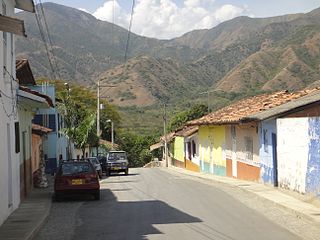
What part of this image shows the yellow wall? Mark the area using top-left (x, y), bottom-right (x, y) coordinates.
top-left (199, 125), bottom-right (226, 172)
top-left (174, 136), bottom-right (185, 162)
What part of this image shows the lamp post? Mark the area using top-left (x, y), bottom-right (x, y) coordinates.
top-left (107, 119), bottom-right (114, 149)
top-left (96, 79), bottom-right (116, 154)
top-left (64, 82), bottom-right (71, 160)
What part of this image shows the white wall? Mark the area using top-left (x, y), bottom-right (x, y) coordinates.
top-left (277, 118), bottom-right (309, 193)
top-left (0, 0), bottom-right (21, 226)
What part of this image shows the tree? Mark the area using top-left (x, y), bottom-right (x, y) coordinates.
top-left (168, 104), bottom-right (208, 132)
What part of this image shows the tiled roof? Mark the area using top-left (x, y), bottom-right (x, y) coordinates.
top-left (16, 59), bottom-right (36, 85)
top-left (188, 89), bottom-right (320, 126)
top-left (175, 126), bottom-right (198, 137)
top-left (19, 86), bottom-right (54, 107)
top-left (32, 124), bottom-right (52, 135)
top-left (160, 132), bottom-right (175, 142)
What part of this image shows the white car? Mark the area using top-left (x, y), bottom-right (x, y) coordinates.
top-left (88, 157), bottom-right (103, 178)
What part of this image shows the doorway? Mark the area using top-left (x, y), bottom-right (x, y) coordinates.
top-left (272, 133), bottom-right (278, 187)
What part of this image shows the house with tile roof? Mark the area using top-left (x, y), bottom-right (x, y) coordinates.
top-left (172, 126), bottom-right (199, 171)
top-left (243, 90), bottom-right (320, 195)
top-left (188, 89), bottom-right (320, 183)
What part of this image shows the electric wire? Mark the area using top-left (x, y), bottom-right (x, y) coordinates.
top-left (38, 0), bottom-right (62, 80)
top-left (124, 0), bottom-right (135, 62)
top-left (34, 0), bottom-right (56, 79)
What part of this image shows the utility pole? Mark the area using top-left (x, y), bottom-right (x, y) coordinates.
top-left (97, 79), bottom-right (100, 137)
top-left (96, 79), bottom-right (100, 156)
top-left (199, 90), bottom-right (215, 112)
top-left (163, 103), bottom-right (168, 167)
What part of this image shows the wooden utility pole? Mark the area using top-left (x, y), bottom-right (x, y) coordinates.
top-left (163, 103), bottom-right (168, 167)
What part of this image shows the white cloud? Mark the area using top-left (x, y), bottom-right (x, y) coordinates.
top-left (93, 0), bottom-right (250, 39)
top-left (214, 4), bottom-right (246, 22)
top-left (78, 8), bottom-right (90, 14)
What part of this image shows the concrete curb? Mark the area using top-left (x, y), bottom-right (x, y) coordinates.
top-left (27, 191), bottom-right (52, 240)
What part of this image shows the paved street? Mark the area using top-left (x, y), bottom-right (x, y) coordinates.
top-left (34, 168), bottom-right (302, 240)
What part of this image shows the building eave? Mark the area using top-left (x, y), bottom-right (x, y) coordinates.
top-left (15, 0), bottom-right (35, 13)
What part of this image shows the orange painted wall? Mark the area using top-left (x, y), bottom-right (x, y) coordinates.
top-left (31, 134), bottom-right (42, 174)
top-left (226, 158), bottom-right (232, 177)
top-left (185, 159), bottom-right (200, 172)
top-left (237, 161), bottom-right (260, 181)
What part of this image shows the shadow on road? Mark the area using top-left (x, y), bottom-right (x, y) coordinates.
top-left (71, 189), bottom-right (203, 240)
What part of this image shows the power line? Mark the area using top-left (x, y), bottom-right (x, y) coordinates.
top-left (38, 0), bottom-right (62, 80)
top-left (34, 2), bottom-right (56, 79)
top-left (124, 0), bottom-right (135, 62)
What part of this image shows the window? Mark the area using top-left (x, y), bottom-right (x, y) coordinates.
top-left (49, 114), bottom-right (56, 131)
top-left (263, 129), bottom-right (268, 153)
top-left (192, 140), bottom-right (196, 157)
top-left (33, 114), bottom-right (43, 125)
top-left (231, 126), bottom-right (236, 138)
top-left (15, 122), bottom-right (20, 153)
top-left (245, 136), bottom-right (253, 161)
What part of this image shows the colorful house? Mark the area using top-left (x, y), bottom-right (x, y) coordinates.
top-left (16, 59), bottom-right (53, 199)
top-left (31, 84), bottom-right (72, 173)
top-left (245, 90), bottom-right (320, 195)
top-left (188, 90), bottom-right (318, 182)
top-left (173, 126), bottom-right (199, 171)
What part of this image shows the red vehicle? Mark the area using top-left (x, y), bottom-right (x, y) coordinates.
top-left (54, 160), bottom-right (100, 201)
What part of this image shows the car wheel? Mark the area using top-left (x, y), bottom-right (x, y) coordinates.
top-left (94, 191), bottom-right (100, 200)
top-left (54, 193), bottom-right (62, 202)
top-left (125, 169), bottom-right (129, 175)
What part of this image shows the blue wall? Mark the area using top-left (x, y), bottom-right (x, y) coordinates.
top-left (259, 120), bottom-right (277, 185)
top-left (307, 118), bottom-right (320, 196)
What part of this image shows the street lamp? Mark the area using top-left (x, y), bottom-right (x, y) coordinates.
top-left (64, 82), bottom-right (71, 160)
top-left (107, 119), bottom-right (114, 149)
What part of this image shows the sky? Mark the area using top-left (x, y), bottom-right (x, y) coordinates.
top-left (41, 0), bottom-right (320, 39)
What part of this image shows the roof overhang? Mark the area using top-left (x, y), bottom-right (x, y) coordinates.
top-left (244, 91), bottom-right (320, 121)
top-left (15, 0), bottom-right (35, 13)
top-left (16, 59), bottom-right (36, 85)
top-left (0, 15), bottom-right (26, 36)
top-left (18, 87), bottom-right (53, 109)
top-left (32, 123), bottom-right (52, 135)
top-left (149, 142), bottom-right (163, 151)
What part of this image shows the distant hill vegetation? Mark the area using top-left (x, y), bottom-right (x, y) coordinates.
top-left (15, 3), bottom-right (320, 132)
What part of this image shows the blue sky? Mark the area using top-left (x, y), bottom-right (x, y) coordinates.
top-left (41, 0), bottom-right (320, 39)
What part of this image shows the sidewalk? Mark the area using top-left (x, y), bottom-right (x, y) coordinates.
top-left (165, 166), bottom-right (320, 223)
top-left (0, 179), bottom-right (52, 240)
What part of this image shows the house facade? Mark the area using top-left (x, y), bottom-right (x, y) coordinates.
top-left (0, 0), bottom-right (35, 226)
top-left (248, 92), bottom-right (320, 195)
top-left (31, 84), bottom-right (72, 173)
top-left (17, 86), bottom-right (53, 198)
top-left (189, 90), bottom-right (318, 183)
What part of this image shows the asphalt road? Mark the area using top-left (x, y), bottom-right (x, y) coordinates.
top-left (35, 168), bottom-right (302, 240)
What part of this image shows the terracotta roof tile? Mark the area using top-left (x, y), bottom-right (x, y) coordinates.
top-left (188, 89), bottom-right (320, 126)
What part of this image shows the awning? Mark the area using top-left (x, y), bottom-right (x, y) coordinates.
top-left (149, 142), bottom-right (163, 151)
top-left (15, 0), bottom-right (35, 13)
top-left (18, 86), bottom-right (53, 109)
top-left (0, 15), bottom-right (26, 36)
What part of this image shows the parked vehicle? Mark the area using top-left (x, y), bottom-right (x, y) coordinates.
top-left (97, 155), bottom-right (107, 173)
top-left (54, 160), bottom-right (100, 201)
top-left (88, 157), bottom-right (103, 178)
top-left (106, 151), bottom-right (129, 175)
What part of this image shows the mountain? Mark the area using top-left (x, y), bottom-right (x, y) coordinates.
top-left (15, 3), bottom-right (320, 132)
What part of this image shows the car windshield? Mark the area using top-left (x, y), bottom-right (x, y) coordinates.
top-left (89, 158), bottom-right (100, 165)
top-left (61, 163), bottom-right (93, 175)
top-left (108, 152), bottom-right (126, 161)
